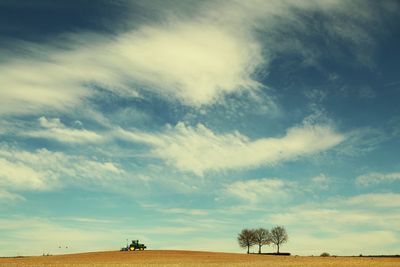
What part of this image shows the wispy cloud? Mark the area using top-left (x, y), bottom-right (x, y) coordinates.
top-left (118, 122), bottom-right (345, 175)
top-left (0, 145), bottom-right (123, 198)
top-left (0, 18), bottom-right (262, 116)
top-left (0, 189), bottom-right (25, 202)
top-left (225, 178), bottom-right (293, 203)
top-left (141, 204), bottom-right (209, 216)
top-left (111, 23), bottom-right (262, 106)
top-left (0, 57), bottom-right (90, 115)
top-left (344, 193), bottom-right (400, 208)
top-left (0, 0), bottom-right (390, 116)
top-left (356, 172), bottom-right (400, 186)
top-left (204, 0), bottom-right (387, 67)
top-left (310, 173), bottom-right (331, 190)
top-left (25, 117), bottom-right (104, 144)
top-left (0, 157), bottom-right (52, 191)
top-left (335, 127), bottom-right (390, 156)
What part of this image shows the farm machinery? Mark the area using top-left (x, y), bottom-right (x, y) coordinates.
top-left (121, 240), bottom-right (147, 251)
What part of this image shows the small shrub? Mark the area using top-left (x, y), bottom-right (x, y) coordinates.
top-left (320, 252), bottom-right (330, 257)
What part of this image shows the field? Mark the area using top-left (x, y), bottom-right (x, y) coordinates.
top-left (1, 250), bottom-right (399, 267)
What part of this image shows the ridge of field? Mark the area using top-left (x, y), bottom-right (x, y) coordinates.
top-left (1, 250), bottom-right (399, 267)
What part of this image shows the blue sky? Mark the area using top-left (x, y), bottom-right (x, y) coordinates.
top-left (0, 0), bottom-right (399, 256)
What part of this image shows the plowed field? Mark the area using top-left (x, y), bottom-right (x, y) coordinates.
top-left (1, 250), bottom-right (399, 267)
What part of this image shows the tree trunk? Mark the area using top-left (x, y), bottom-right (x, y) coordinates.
top-left (247, 245), bottom-right (250, 254)
top-left (277, 244), bottom-right (280, 254)
top-left (258, 245), bottom-right (261, 254)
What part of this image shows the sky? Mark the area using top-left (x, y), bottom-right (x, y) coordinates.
top-left (0, 0), bottom-right (399, 257)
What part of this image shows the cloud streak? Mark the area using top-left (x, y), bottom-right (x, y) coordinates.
top-left (119, 122), bottom-right (345, 175)
top-left (356, 172), bottom-right (400, 186)
top-left (0, 145), bottom-right (123, 199)
top-left (225, 178), bottom-right (293, 203)
top-left (0, 57), bottom-right (90, 115)
top-left (25, 117), bottom-right (104, 144)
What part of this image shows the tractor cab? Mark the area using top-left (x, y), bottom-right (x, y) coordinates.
top-left (128, 240), bottom-right (147, 251)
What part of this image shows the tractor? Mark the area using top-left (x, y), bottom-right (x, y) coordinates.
top-left (122, 240), bottom-right (147, 251)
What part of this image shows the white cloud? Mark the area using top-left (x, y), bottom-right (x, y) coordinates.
top-left (225, 178), bottom-right (292, 203)
top-left (356, 172), bottom-right (400, 186)
top-left (204, 0), bottom-right (383, 66)
top-left (0, 157), bottom-right (51, 191)
top-left (345, 193), bottom-right (400, 208)
top-left (0, 17), bottom-right (263, 115)
top-left (25, 116), bottom-right (103, 144)
top-left (0, 58), bottom-right (90, 115)
top-left (0, 145), bottom-right (124, 197)
top-left (111, 23), bottom-right (262, 105)
top-left (335, 127), bottom-right (389, 156)
top-left (118, 122), bottom-right (345, 175)
top-left (311, 173), bottom-right (331, 190)
top-left (161, 208), bottom-right (208, 216)
top-left (0, 1), bottom-right (386, 117)
top-left (39, 116), bottom-right (63, 128)
top-left (1, 0), bottom-right (387, 116)
top-left (0, 189), bottom-right (24, 202)
top-left (141, 204), bottom-right (209, 216)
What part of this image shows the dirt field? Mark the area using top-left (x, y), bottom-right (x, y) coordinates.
top-left (1, 250), bottom-right (399, 267)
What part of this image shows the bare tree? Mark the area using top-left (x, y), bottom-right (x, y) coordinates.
top-left (254, 228), bottom-right (270, 254)
top-left (270, 226), bottom-right (288, 254)
top-left (237, 229), bottom-right (256, 254)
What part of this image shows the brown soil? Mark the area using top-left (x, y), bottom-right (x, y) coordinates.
top-left (0, 250), bottom-right (399, 267)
